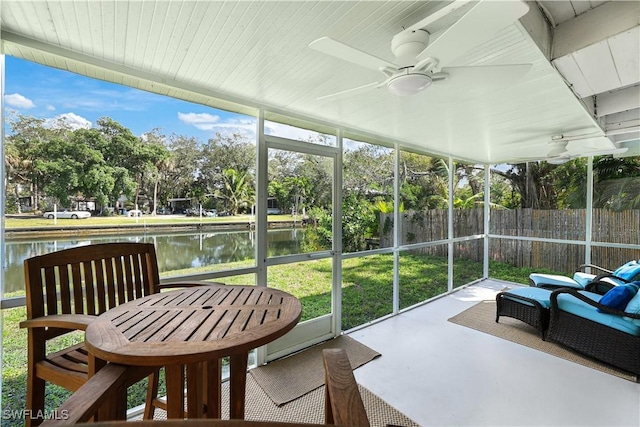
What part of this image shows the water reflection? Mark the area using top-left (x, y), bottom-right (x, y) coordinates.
top-left (3, 229), bottom-right (304, 295)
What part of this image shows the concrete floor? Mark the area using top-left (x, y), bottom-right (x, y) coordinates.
top-left (347, 280), bottom-right (640, 427)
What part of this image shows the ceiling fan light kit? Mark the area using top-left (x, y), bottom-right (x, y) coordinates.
top-left (387, 71), bottom-right (433, 96)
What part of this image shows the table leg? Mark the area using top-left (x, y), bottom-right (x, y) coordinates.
top-left (204, 359), bottom-right (222, 418)
top-left (186, 363), bottom-right (204, 418)
top-left (165, 364), bottom-right (185, 419)
top-left (229, 353), bottom-right (248, 419)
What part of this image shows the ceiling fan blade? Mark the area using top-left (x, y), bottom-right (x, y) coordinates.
top-left (316, 81), bottom-right (382, 101)
top-left (308, 37), bottom-right (398, 73)
top-left (442, 63), bottom-right (532, 86)
top-left (579, 147), bottom-right (629, 156)
top-left (402, 0), bottom-right (473, 34)
top-left (416, 0), bottom-right (530, 66)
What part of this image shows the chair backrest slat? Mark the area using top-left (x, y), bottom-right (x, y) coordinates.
top-left (94, 259), bottom-right (107, 313)
top-left (123, 255), bottom-right (136, 300)
top-left (82, 261), bottom-right (96, 315)
top-left (132, 253), bottom-right (144, 299)
top-left (104, 257), bottom-right (117, 309)
top-left (59, 265), bottom-right (72, 314)
top-left (44, 267), bottom-right (58, 316)
top-left (70, 263), bottom-right (84, 314)
top-left (24, 243), bottom-right (160, 321)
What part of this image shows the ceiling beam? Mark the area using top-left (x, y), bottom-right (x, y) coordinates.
top-left (552, 1), bottom-right (640, 59)
top-left (597, 86), bottom-right (640, 117)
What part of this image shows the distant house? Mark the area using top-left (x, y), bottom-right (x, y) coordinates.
top-left (70, 196), bottom-right (99, 213)
top-left (168, 198), bottom-right (196, 214)
top-left (267, 197), bottom-right (281, 215)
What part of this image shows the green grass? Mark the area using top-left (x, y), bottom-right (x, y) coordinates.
top-left (1, 254), bottom-right (565, 425)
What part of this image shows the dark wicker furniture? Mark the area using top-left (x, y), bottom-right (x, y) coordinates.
top-left (496, 288), bottom-right (551, 339)
top-left (547, 288), bottom-right (640, 377)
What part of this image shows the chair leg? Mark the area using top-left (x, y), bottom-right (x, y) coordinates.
top-left (144, 369), bottom-right (161, 420)
top-left (26, 375), bottom-right (46, 427)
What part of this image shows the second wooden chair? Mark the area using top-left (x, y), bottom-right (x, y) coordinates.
top-left (20, 242), bottom-right (185, 425)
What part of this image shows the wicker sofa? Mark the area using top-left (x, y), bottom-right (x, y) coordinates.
top-left (547, 285), bottom-right (640, 376)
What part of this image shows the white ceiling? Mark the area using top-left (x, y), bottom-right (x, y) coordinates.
top-left (1, 1), bottom-right (638, 164)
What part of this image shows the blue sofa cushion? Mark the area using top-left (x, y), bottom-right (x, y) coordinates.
top-left (573, 272), bottom-right (596, 288)
top-left (557, 290), bottom-right (640, 336)
top-left (612, 260), bottom-right (640, 281)
top-left (502, 287), bottom-right (551, 308)
top-left (529, 273), bottom-right (581, 289)
top-left (624, 284), bottom-right (640, 326)
top-left (598, 284), bottom-right (639, 312)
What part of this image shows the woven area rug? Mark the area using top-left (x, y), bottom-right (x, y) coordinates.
top-left (146, 374), bottom-right (419, 427)
top-left (249, 335), bottom-right (381, 406)
top-left (448, 300), bottom-right (638, 382)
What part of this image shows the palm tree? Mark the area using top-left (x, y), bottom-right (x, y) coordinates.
top-left (219, 168), bottom-right (254, 215)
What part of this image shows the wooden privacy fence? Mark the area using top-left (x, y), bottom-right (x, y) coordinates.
top-left (380, 208), bottom-right (640, 274)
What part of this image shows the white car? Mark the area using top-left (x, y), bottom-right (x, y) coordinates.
top-left (128, 209), bottom-right (142, 217)
top-left (43, 210), bottom-right (91, 219)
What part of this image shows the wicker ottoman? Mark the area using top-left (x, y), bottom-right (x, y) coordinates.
top-left (496, 287), bottom-right (552, 339)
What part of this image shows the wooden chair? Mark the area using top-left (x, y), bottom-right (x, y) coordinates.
top-left (322, 348), bottom-right (370, 427)
top-left (20, 242), bottom-right (184, 426)
top-left (43, 350), bottom-right (366, 427)
top-left (41, 362), bottom-right (157, 426)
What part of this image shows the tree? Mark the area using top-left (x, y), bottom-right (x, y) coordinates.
top-left (218, 168), bottom-right (254, 215)
top-left (94, 117), bottom-right (167, 208)
top-left (33, 134), bottom-right (114, 208)
top-left (593, 156), bottom-right (640, 210)
top-left (140, 129), bottom-right (173, 214)
top-left (343, 143), bottom-right (394, 197)
top-left (5, 115), bottom-right (67, 210)
top-left (73, 127), bottom-right (137, 208)
top-left (164, 134), bottom-right (202, 200)
top-left (492, 162), bottom-right (558, 208)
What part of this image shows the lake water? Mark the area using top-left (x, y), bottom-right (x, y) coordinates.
top-left (2, 228), bottom-right (305, 295)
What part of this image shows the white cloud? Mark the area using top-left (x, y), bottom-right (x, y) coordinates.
top-left (178, 112), bottom-right (221, 130)
top-left (178, 112), bottom-right (335, 144)
top-left (45, 112), bottom-right (92, 130)
top-left (178, 112), bottom-right (257, 140)
top-left (210, 118), bottom-right (257, 138)
top-left (5, 93), bottom-right (35, 109)
top-left (46, 105), bottom-right (56, 111)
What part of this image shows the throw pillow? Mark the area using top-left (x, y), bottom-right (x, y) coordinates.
top-left (624, 282), bottom-right (640, 315)
top-left (598, 284), bottom-right (639, 312)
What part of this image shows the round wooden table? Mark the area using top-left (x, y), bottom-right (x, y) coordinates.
top-left (85, 284), bottom-right (302, 420)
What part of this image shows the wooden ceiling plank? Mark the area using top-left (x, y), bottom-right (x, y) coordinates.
top-left (573, 40), bottom-right (622, 94)
top-left (608, 27), bottom-right (640, 87)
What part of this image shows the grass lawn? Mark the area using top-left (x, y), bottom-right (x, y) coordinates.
top-left (1, 251), bottom-right (561, 425)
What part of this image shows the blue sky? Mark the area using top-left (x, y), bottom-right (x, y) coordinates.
top-left (3, 56), bottom-right (263, 141)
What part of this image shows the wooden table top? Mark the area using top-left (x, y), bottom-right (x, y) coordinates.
top-left (85, 284), bottom-right (302, 366)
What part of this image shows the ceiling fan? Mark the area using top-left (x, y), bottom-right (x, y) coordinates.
top-left (519, 134), bottom-right (629, 164)
top-left (309, 0), bottom-right (532, 99)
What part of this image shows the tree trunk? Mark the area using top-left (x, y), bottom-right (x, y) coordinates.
top-left (152, 176), bottom-right (159, 216)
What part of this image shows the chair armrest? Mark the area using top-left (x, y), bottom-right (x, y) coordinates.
top-left (550, 288), bottom-right (640, 319)
top-left (322, 348), bottom-right (370, 427)
top-left (592, 273), bottom-right (630, 284)
top-left (41, 363), bottom-right (157, 426)
top-left (20, 314), bottom-right (96, 331)
top-left (157, 280), bottom-right (226, 291)
top-left (576, 263), bottom-right (613, 274)
top-left (584, 280), bottom-right (616, 295)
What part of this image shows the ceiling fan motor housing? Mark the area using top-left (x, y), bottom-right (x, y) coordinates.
top-left (391, 30), bottom-right (429, 66)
